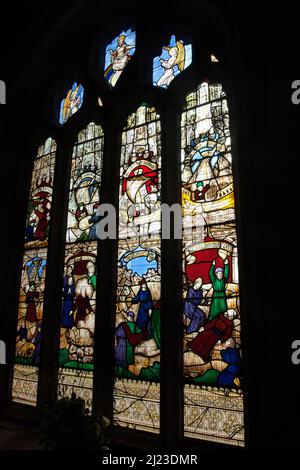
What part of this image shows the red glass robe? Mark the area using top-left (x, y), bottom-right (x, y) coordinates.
top-left (73, 295), bottom-right (92, 325)
top-left (188, 313), bottom-right (233, 363)
top-left (25, 290), bottom-right (39, 322)
top-left (34, 209), bottom-right (48, 240)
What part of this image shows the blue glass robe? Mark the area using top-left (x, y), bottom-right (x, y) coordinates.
top-left (61, 284), bottom-right (75, 328)
top-left (32, 327), bottom-right (42, 365)
top-left (115, 323), bottom-right (127, 367)
top-left (184, 287), bottom-right (205, 333)
top-left (88, 213), bottom-right (101, 240)
top-left (217, 347), bottom-right (241, 388)
top-left (115, 321), bottom-right (143, 367)
top-left (132, 289), bottom-right (153, 333)
top-left (17, 326), bottom-right (27, 341)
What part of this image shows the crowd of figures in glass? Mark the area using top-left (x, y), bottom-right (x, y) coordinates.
top-left (24, 138), bottom-right (56, 246)
top-left (104, 29), bottom-right (136, 87)
top-left (13, 138), bottom-right (57, 405)
top-left (66, 123), bottom-right (104, 243)
top-left (57, 123), bottom-right (104, 409)
top-left (181, 82), bottom-right (244, 445)
top-left (114, 105), bottom-right (161, 433)
top-left (59, 82), bottom-right (84, 125)
top-left (153, 35), bottom-right (192, 88)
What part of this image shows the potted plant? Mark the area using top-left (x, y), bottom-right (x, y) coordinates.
top-left (38, 392), bottom-right (110, 451)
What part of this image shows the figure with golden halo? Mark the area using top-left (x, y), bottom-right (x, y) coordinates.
top-left (156, 40), bottom-right (185, 88)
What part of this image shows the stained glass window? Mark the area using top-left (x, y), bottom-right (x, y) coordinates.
top-left (57, 122), bottom-right (104, 409)
top-left (12, 23), bottom-right (247, 448)
top-left (181, 81), bottom-right (244, 446)
top-left (104, 29), bottom-right (136, 87)
top-left (114, 105), bottom-right (161, 433)
top-left (59, 82), bottom-right (84, 125)
top-left (12, 137), bottom-right (57, 405)
top-left (210, 54), bottom-right (219, 63)
top-left (153, 35), bottom-right (192, 88)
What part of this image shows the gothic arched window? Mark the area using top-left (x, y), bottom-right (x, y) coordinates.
top-left (182, 82), bottom-right (244, 446)
top-left (9, 11), bottom-right (245, 449)
top-left (13, 138), bottom-right (57, 405)
top-left (114, 105), bottom-right (161, 433)
top-left (58, 122), bottom-right (104, 409)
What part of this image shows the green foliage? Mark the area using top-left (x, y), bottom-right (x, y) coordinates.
top-left (58, 348), bottom-right (69, 366)
top-left (194, 369), bottom-right (220, 385)
top-left (139, 362), bottom-right (160, 381)
top-left (38, 393), bottom-right (110, 451)
top-left (15, 356), bottom-right (33, 365)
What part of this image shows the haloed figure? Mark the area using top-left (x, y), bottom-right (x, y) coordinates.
top-left (184, 277), bottom-right (206, 334)
top-left (108, 35), bottom-right (134, 86)
top-left (156, 40), bottom-right (185, 88)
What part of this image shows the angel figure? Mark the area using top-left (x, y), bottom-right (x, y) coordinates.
top-left (156, 40), bottom-right (185, 88)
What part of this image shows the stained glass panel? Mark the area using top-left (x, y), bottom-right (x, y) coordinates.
top-left (153, 35), bottom-right (192, 88)
top-left (12, 138), bottom-right (57, 405)
top-left (114, 105), bottom-right (161, 433)
top-left (66, 123), bottom-right (104, 243)
top-left (59, 82), bottom-right (84, 125)
top-left (57, 123), bottom-right (104, 409)
top-left (210, 54), bottom-right (219, 63)
top-left (58, 242), bottom-right (97, 409)
top-left (104, 29), bottom-right (136, 87)
top-left (181, 82), bottom-right (244, 446)
top-left (24, 138), bottom-right (56, 248)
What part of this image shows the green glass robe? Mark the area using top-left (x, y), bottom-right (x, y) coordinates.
top-left (151, 306), bottom-right (161, 349)
top-left (208, 263), bottom-right (229, 321)
top-left (126, 321), bottom-right (142, 365)
top-left (88, 273), bottom-right (97, 290)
